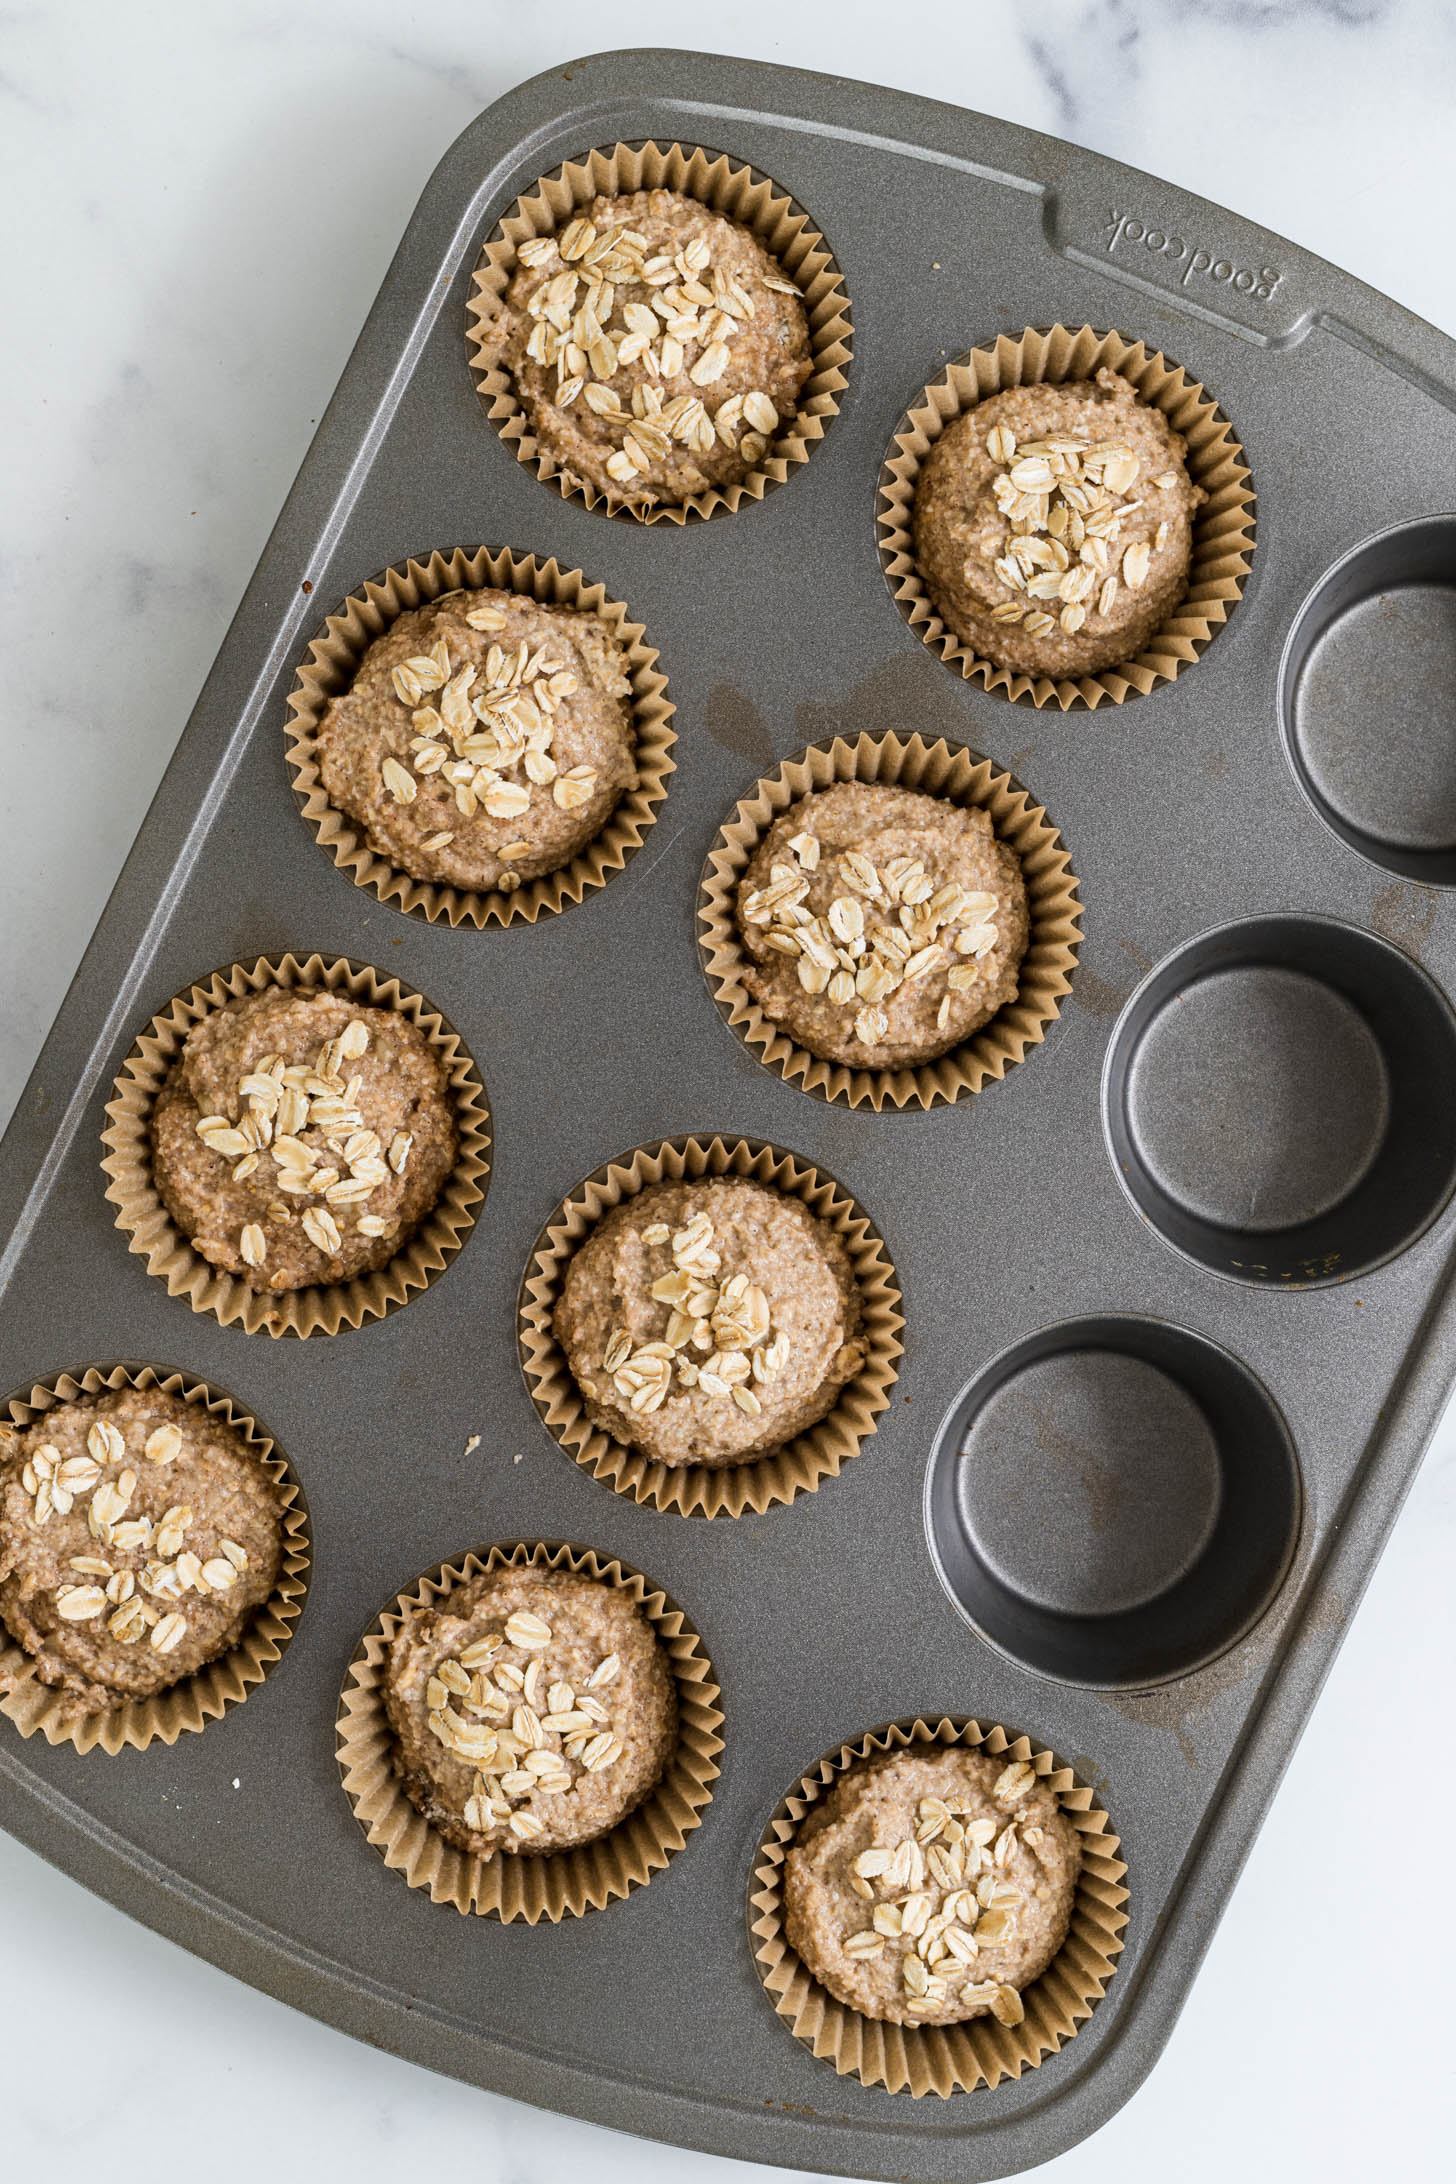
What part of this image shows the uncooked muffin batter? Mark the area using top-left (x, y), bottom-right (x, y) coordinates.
top-left (914, 369), bottom-right (1204, 677)
top-left (480, 189), bottom-right (813, 508)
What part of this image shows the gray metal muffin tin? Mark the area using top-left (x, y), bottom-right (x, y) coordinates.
top-left (3, 46), bottom-right (1455, 2182)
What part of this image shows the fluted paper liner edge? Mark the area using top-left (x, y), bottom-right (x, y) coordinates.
top-left (877, 324), bottom-right (1256, 709)
top-left (100, 953), bottom-right (491, 1337)
top-left (750, 1716), bottom-right (1128, 2095)
top-left (466, 141), bottom-right (853, 524)
top-left (0, 1365), bottom-right (309, 1755)
top-left (518, 1135), bottom-right (904, 1517)
top-left (285, 546), bottom-right (676, 926)
top-left (336, 1540), bottom-right (723, 1920)
top-left (697, 733), bottom-right (1082, 1109)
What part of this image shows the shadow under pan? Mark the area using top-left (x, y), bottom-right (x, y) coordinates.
top-left (924, 1316), bottom-right (1301, 1687)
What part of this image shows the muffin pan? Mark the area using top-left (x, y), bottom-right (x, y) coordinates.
top-left (2, 46), bottom-right (1456, 2184)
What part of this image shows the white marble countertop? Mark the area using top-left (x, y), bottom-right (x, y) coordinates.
top-left (3, 3), bottom-right (1454, 2178)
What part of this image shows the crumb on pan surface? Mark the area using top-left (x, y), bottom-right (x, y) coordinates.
top-left (0, 1389), bottom-right (282, 1712)
top-left (783, 1746), bottom-right (1082, 2026)
top-left (383, 1564), bottom-right (675, 1856)
top-left (555, 1177), bottom-right (866, 1470)
top-left (480, 189), bottom-right (812, 508)
top-left (150, 987), bottom-right (456, 1294)
top-left (315, 587), bottom-right (638, 894)
top-left (735, 783), bottom-right (1029, 1069)
top-left (913, 369), bottom-right (1204, 677)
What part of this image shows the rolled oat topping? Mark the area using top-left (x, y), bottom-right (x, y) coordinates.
top-left (316, 588), bottom-right (638, 896)
top-left (0, 1389), bottom-right (283, 1710)
top-left (150, 988), bottom-right (457, 1294)
top-left (383, 1565), bottom-right (675, 1857)
top-left (481, 189), bottom-right (813, 508)
top-left (913, 369), bottom-right (1205, 678)
top-left (555, 1178), bottom-right (867, 1472)
top-left (783, 1746), bottom-right (1082, 2028)
top-left (736, 784), bottom-right (1029, 1070)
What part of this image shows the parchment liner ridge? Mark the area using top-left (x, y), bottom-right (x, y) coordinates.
top-left (877, 324), bottom-right (1255, 709)
top-left (698, 733), bottom-right (1081, 1109)
top-left (518, 1135), bottom-right (903, 1517)
top-left (336, 1540), bottom-right (723, 1920)
top-left (750, 1716), bottom-right (1127, 2094)
top-left (285, 546), bottom-right (675, 925)
top-left (101, 953), bottom-right (490, 1337)
top-left (466, 141), bottom-right (852, 524)
top-left (0, 1364), bottom-right (309, 1756)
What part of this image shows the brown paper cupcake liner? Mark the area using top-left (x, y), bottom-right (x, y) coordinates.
top-left (877, 323), bottom-right (1256, 709)
top-left (750, 1716), bottom-right (1128, 2095)
top-left (100, 952), bottom-right (490, 1337)
top-left (466, 141), bottom-right (853, 524)
top-left (336, 1540), bottom-right (723, 1920)
top-left (0, 1364), bottom-right (309, 1756)
top-left (518, 1134), bottom-right (903, 1519)
top-left (697, 732), bottom-right (1082, 1110)
top-left (285, 546), bottom-right (676, 927)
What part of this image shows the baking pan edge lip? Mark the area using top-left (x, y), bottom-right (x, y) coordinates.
top-left (0, 1734), bottom-right (1155, 2182)
top-left (472, 45), bottom-right (1456, 366)
top-left (1, 46), bottom-right (1455, 2184)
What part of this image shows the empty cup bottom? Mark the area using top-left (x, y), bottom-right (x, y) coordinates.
top-left (925, 1316), bottom-right (1301, 1688)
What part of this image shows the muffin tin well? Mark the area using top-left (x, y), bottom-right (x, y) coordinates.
top-left (924, 1317), bottom-right (1301, 1686)
top-left (3, 48), bottom-right (1456, 2184)
top-left (1102, 915), bottom-right (1456, 1287)
top-left (1279, 514), bottom-right (1456, 882)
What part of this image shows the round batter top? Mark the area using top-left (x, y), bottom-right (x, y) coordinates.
top-left (151, 988), bottom-right (456, 1293)
top-left (914, 369), bottom-right (1204, 677)
top-left (481, 189), bottom-right (813, 509)
top-left (555, 1178), bottom-right (867, 1470)
top-left (736, 784), bottom-right (1029, 1069)
top-left (316, 587), bottom-right (637, 894)
top-left (0, 1389), bottom-right (283, 1710)
top-left (383, 1565), bottom-right (675, 1857)
top-left (783, 1746), bottom-right (1082, 2027)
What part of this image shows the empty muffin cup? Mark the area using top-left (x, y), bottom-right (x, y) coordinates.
top-left (1279, 514), bottom-right (1456, 884)
top-left (1102, 914), bottom-right (1456, 1287)
top-left (924, 1317), bottom-right (1301, 1687)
